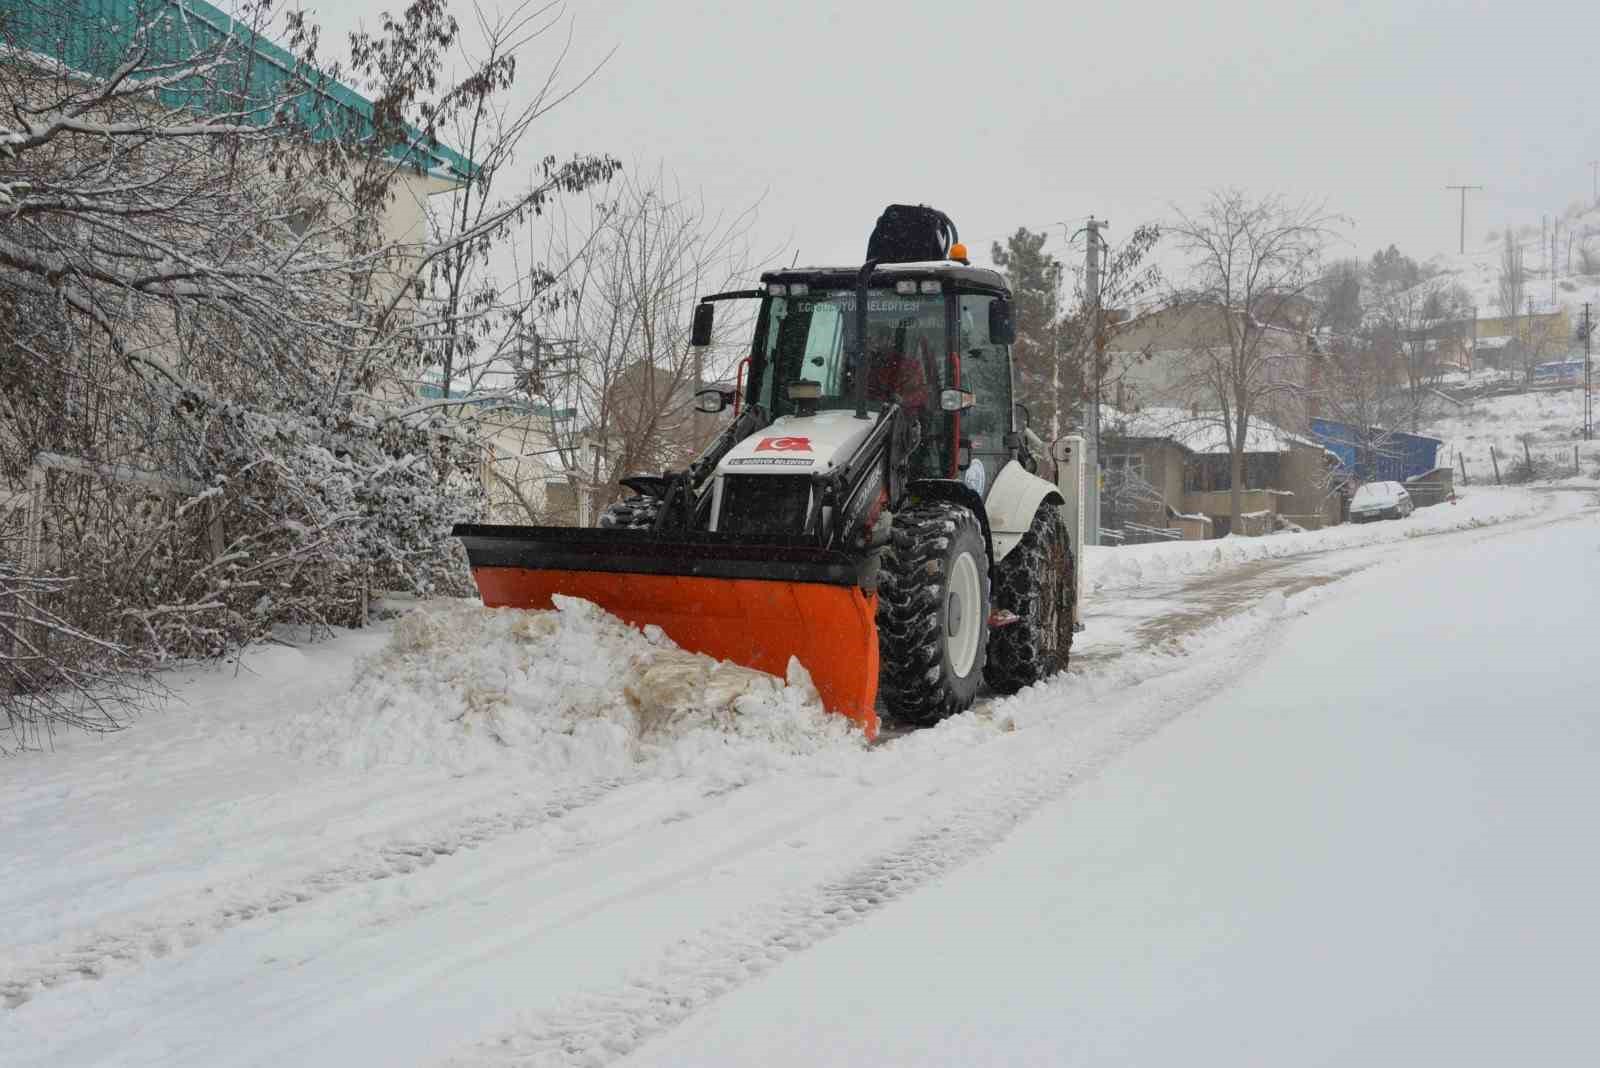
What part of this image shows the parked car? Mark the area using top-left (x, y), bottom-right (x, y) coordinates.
top-left (1349, 480), bottom-right (1415, 522)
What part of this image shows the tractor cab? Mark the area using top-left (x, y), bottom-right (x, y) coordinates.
top-left (708, 262), bottom-right (1018, 496)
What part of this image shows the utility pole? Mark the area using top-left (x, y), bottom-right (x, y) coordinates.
top-left (1077, 216), bottom-right (1107, 546)
top-left (1583, 303), bottom-right (1593, 442)
top-left (1527, 297), bottom-right (1535, 384)
top-left (1470, 304), bottom-right (1478, 377)
top-left (1547, 214), bottom-right (1556, 304)
top-left (1445, 185), bottom-right (1483, 255)
top-left (1048, 260), bottom-right (1063, 440)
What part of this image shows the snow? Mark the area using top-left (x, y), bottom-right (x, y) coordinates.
top-left (1, 486), bottom-right (1595, 1066)
top-left (1417, 202), bottom-right (1600, 320)
top-left (1102, 403), bottom-right (1328, 455)
top-left (1419, 386), bottom-right (1600, 484)
top-left (625, 505), bottom-right (1600, 1067)
top-left (1084, 486), bottom-right (1538, 594)
top-left (271, 596), bottom-right (861, 778)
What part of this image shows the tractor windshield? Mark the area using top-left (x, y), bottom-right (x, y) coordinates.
top-left (754, 288), bottom-right (947, 423)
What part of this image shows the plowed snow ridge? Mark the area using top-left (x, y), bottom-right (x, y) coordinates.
top-left (272, 596), bottom-right (865, 776)
top-left (1085, 486), bottom-right (1538, 592)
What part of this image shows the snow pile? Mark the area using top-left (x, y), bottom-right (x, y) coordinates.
top-left (271, 597), bottom-right (864, 777)
top-left (1084, 487), bottom-right (1543, 594)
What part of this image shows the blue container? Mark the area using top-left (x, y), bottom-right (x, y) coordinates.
top-left (1311, 419), bottom-right (1441, 482)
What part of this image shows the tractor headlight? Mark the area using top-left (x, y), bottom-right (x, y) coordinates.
top-left (940, 388), bottom-right (976, 412)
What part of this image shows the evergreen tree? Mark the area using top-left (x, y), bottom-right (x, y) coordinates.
top-left (1369, 244), bottom-right (1423, 292)
top-left (990, 228), bottom-right (1065, 433)
top-left (1317, 259), bottom-right (1364, 338)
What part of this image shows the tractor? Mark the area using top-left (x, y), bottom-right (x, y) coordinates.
top-left (455, 205), bottom-right (1086, 739)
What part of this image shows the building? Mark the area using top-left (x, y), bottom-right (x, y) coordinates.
top-left (1101, 406), bottom-right (1343, 538)
top-left (1, 0), bottom-right (481, 558)
top-left (1452, 308), bottom-right (1571, 373)
top-left (1104, 302), bottom-right (1319, 435)
top-left (5, 0), bottom-right (476, 252)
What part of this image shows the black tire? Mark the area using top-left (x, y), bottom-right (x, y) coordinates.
top-left (984, 503), bottom-right (1074, 694)
top-left (597, 495), bottom-right (660, 530)
top-left (877, 500), bottom-right (989, 726)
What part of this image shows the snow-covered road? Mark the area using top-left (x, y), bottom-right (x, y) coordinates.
top-left (2, 488), bottom-right (1594, 1066)
top-left (626, 490), bottom-right (1600, 1068)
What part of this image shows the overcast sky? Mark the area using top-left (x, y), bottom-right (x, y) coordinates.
top-left (315, 0), bottom-right (1598, 280)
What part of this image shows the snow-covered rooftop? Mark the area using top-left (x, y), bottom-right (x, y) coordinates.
top-left (1101, 405), bottom-right (1327, 455)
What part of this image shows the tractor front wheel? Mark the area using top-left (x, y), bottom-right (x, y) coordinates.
top-left (877, 500), bottom-right (989, 726)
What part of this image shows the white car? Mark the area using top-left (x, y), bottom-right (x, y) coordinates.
top-left (1349, 480), bottom-right (1415, 522)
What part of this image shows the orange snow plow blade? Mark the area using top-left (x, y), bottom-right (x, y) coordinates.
top-left (453, 524), bottom-right (880, 740)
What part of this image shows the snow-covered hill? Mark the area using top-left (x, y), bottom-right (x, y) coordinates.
top-left (1422, 201), bottom-right (1600, 319)
top-left (1417, 385), bottom-right (1599, 485)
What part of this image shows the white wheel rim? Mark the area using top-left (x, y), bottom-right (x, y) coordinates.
top-left (946, 551), bottom-right (982, 678)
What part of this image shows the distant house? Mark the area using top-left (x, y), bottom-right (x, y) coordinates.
top-left (1101, 406), bottom-right (1343, 538)
top-left (1452, 308), bottom-right (1571, 373)
top-left (1104, 303), bottom-right (1319, 435)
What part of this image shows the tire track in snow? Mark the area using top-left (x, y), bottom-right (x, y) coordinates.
top-left (445, 593), bottom-right (1301, 1067)
top-left (1, 778), bottom-right (626, 1010)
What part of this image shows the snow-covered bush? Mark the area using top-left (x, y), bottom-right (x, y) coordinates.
top-left (41, 385), bottom-right (483, 661)
top-left (0, 0), bottom-right (614, 745)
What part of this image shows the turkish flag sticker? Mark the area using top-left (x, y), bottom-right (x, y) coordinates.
top-left (754, 436), bottom-right (812, 452)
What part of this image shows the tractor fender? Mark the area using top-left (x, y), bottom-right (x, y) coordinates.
top-left (985, 460), bottom-right (1065, 565)
top-left (905, 478), bottom-right (995, 565)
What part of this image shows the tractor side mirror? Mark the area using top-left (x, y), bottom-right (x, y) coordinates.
top-left (989, 299), bottom-right (1016, 345)
top-left (693, 387), bottom-right (730, 414)
top-left (690, 302), bottom-right (715, 347)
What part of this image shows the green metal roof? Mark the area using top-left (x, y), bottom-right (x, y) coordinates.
top-left (1, 0), bottom-right (477, 181)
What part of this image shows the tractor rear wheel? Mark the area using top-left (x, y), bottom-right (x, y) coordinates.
top-left (597, 495), bottom-right (660, 530)
top-left (877, 500), bottom-right (989, 726)
top-left (984, 502), bottom-right (1074, 694)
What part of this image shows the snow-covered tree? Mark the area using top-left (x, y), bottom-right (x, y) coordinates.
top-left (1497, 228), bottom-right (1527, 319)
top-left (1059, 223), bottom-right (1162, 431)
top-left (1377, 277), bottom-right (1471, 430)
top-left (522, 172), bottom-right (763, 520)
top-left (990, 223), bottom-right (1161, 439)
top-left (0, 0), bottom-right (616, 745)
top-left (1167, 190), bottom-right (1342, 527)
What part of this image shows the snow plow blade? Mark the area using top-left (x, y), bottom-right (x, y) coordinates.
top-left (453, 524), bottom-right (880, 739)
